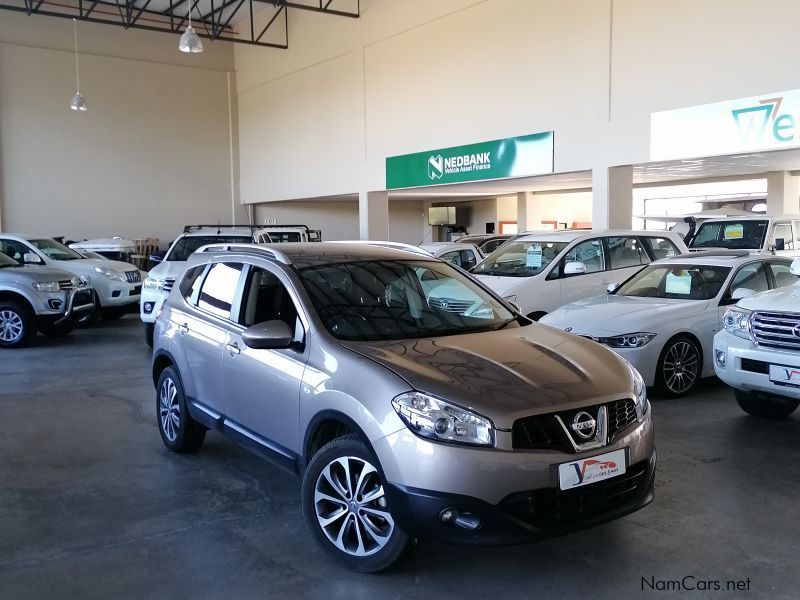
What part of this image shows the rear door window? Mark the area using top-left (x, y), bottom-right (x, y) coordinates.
top-left (197, 262), bottom-right (244, 320)
top-left (606, 237), bottom-right (650, 269)
top-left (642, 237), bottom-right (680, 260)
top-left (773, 223), bottom-right (794, 250)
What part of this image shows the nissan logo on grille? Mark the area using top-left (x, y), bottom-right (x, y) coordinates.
top-left (793, 324), bottom-right (800, 338)
top-left (571, 411), bottom-right (597, 440)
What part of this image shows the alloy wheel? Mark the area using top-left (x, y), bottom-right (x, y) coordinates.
top-left (313, 456), bottom-right (394, 557)
top-left (0, 309), bottom-right (24, 344)
top-left (159, 377), bottom-right (180, 442)
top-left (662, 340), bottom-right (699, 395)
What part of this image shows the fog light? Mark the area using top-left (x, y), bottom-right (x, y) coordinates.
top-left (440, 509), bottom-right (456, 523)
top-left (715, 349), bottom-right (726, 368)
top-left (48, 299), bottom-right (63, 310)
top-left (143, 302), bottom-right (155, 314)
top-left (439, 508), bottom-right (481, 531)
top-left (112, 291), bottom-right (121, 298)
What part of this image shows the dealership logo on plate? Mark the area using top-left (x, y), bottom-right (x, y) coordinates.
top-left (428, 155), bottom-right (444, 180)
top-left (567, 458), bottom-right (620, 487)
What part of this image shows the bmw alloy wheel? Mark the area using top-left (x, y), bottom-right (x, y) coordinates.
top-left (0, 309), bottom-right (24, 344)
top-left (313, 456), bottom-right (394, 557)
top-left (662, 340), bottom-right (699, 395)
top-left (159, 377), bottom-right (180, 443)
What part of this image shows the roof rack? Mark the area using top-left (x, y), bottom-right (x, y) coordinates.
top-left (256, 224), bottom-right (322, 242)
top-left (183, 224), bottom-right (260, 233)
top-left (327, 240), bottom-right (432, 257)
top-left (196, 243), bottom-right (291, 265)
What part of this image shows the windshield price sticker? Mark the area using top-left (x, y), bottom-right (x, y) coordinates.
top-left (526, 244), bottom-right (543, 269)
top-left (724, 224), bottom-right (744, 240)
top-left (666, 271), bottom-right (692, 295)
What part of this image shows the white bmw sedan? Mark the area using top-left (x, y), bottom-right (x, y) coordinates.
top-left (540, 251), bottom-right (798, 397)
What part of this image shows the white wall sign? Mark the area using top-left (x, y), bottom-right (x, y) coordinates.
top-left (651, 88), bottom-right (800, 160)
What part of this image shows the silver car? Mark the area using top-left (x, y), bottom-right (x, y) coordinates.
top-left (152, 243), bottom-right (655, 572)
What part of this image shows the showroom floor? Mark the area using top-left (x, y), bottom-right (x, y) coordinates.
top-left (1, 317), bottom-right (797, 599)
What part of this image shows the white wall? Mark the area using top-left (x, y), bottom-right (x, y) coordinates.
top-left (0, 13), bottom-right (242, 245)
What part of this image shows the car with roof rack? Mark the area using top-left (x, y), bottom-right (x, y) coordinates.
top-left (253, 224), bottom-right (322, 244)
top-left (150, 241), bottom-right (655, 572)
top-left (140, 225), bottom-right (268, 346)
top-left (540, 250), bottom-right (799, 397)
top-left (0, 234), bottom-right (140, 322)
top-left (714, 257), bottom-right (800, 418)
top-left (472, 229), bottom-right (687, 321)
top-left (686, 214), bottom-right (800, 255)
top-left (0, 250), bottom-right (94, 347)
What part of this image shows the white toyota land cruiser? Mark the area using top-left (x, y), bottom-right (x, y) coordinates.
top-left (714, 257), bottom-right (800, 418)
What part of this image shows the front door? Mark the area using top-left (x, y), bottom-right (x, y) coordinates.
top-left (558, 238), bottom-right (610, 304)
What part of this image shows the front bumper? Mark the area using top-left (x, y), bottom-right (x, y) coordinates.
top-left (36, 287), bottom-right (95, 325)
top-left (608, 344), bottom-right (661, 387)
top-left (385, 450), bottom-right (656, 545)
top-left (714, 330), bottom-right (800, 400)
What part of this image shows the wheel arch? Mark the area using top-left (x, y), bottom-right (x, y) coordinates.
top-left (0, 290), bottom-right (36, 314)
top-left (152, 350), bottom-right (177, 387)
top-left (301, 410), bottom-right (373, 474)
top-left (662, 331), bottom-right (705, 369)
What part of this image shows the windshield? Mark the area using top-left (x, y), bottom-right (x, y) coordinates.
top-left (0, 252), bottom-right (20, 268)
top-left (472, 240), bottom-right (568, 277)
top-left (29, 238), bottom-right (84, 261)
top-left (297, 260), bottom-right (516, 341)
top-left (166, 236), bottom-right (253, 262)
top-left (616, 264), bottom-right (732, 300)
top-left (689, 220), bottom-right (768, 249)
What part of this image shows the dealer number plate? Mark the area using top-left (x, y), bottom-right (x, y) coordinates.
top-left (558, 448), bottom-right (626, 491)
top-left (769, 365), bottom-right (800, 385)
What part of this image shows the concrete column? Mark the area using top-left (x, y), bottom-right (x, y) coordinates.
top-left (766, 171), bottom-right (800, 215)
top-left (592, 165), bottom-right (633, 229)
top-left (359, 191), bottom-right (389, 240)
top-left (516, 192), bottom-right (529, 232)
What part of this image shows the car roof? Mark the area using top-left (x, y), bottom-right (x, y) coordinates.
top-left (419, 242), bottom-right (463, 250)
top-left (654, 250), bottom-right (789, 267)
top-left (180, 228), bottom-right (255, 237)
top-left (512, 229), bottom-right (679, 242)
top-left (699, 215), bottom-right (797, 223)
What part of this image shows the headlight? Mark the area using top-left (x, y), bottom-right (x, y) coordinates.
top-left (33, 281), bottom-right (61, 292)
top-left (143, 277), bottom-right (164, 290)
top-left (391, 391), bottom-right (494, 446)
top-left (629, 363), bottom-right (649, 420)
top-left (723, 308), bottom-right (753, 341)
top-left (598, 332), bottom-right (656, 348)
top-left (94, 266), bottom-right (126, 282)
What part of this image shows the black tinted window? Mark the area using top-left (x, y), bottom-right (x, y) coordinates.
top-left (197, 263), bottom-right (243, 319)
top-left (690, 221), bottom-right (768, 250)
top-left (179, 265), bottom-right (207, 302)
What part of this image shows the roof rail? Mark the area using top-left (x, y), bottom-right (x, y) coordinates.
top-left (256, 224), bottom-right (323, 241)
top-left (678, 249), bottom-right (751, 259)
top-left (196, 242), bottom-right (291, 265)
top-left (183, 224), bottom-right (259, 233)
top-left (326, 240), bottom-right (432, 257)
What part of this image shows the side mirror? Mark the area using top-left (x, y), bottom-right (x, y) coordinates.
top-left (242, 320), bottom-right (294, 350)
top-left (508, 301), bottom-right (522, 314)
top-left (23, 252), bottom-right (43, 265)
top-left (564, 261), bottom-right (587, 276)
top-left (774, 238), bottom-right (786, 251)
top-left (148, 254), bottom-right (164, 264)
top-left (607, 282), bottom-right (620, 294)
top-left (731, 287), bottom-right (756, 301)
top-left (790, 258), bottom-right (800, 276)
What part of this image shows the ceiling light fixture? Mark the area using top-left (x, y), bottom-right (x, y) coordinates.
top-left (178, 2), bottom-right (203, 53)
top-left (69, 18), bottom-right (87, 111)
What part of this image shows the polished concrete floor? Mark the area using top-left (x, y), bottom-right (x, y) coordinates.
top-left (1, 317), bottom-right (798, 599)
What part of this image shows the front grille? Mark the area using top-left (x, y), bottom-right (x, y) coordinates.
top-left (741, 358), bottom-right (770, 374)
top-left (751, 311), bottom-right (800, 351)
top-left (58, 280), bottom-right (73, 291)
top-left (512, 399), bottom-right (638, 452)
top-left (431, 297), bottom-right (474, 313)
top-left (73, 289), bottom-right (93, 306)
top-left (125, 270), bottom-right (141, 283)
top-left (498, 460), bottom-right (649, 528)
top-left (162, 278), bottom-right (176, 293)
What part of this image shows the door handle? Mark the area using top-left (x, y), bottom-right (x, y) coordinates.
top-left (226, 342), bottom-right (241, 356)
top-left (179, 323), bottom-right (189, 335)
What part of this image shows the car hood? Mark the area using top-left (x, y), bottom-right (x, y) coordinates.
top-left (540, 294), bottom-right (710, 336)
top-left (2, 264), bottom-right (78, 284)
top-left (340, 324), bottom-right (633, 429)
top-left (738, 283), bottom-right (800, 312)
top-left (146, 259), bottom-right (186, 280)
top-left (51, 258), bottom-right (137, 274)
top-left (473, 274), bottom-right (530, 297)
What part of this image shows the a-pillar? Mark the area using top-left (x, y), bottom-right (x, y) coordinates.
top-left (592, 165), bottom-right (633, 229)
top-left (766, 171), bottom-right (800, 215)
top-left (359, 191), bottom-right (389, 240)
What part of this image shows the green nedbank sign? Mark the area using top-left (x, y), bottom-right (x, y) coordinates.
top-left (386, 131), bottom-right (554, 189)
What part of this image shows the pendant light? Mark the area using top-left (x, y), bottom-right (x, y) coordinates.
top-left (178, 1), bottom-right (203, 53)
top-left (69, 18), bottom-right (87, 111)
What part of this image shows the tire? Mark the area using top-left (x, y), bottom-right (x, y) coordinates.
top-left (735, 389), bottom-right (799, 419)
top-left (0, 300), bottom-right (36, 348)
top-left (301, 434), bottom-right (411, 573)
top-left (144, 322), bottom-right (154, 348)
top-left (38, 317), bottom-right (77, 338)
top-left (656, 335), bottom-right (702, 398)
top-left (156, 366), bottom-right (206, 453)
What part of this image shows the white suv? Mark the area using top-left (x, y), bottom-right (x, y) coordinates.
top-left (688, 215), bottom-right (800, 255)
top-left (140, 226), bottom-right (259, 346)
top-left (472, 230), bottom-right (687, 319)
top-left (714, 257), bottom-right (800, 418)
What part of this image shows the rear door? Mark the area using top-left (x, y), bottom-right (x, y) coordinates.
top-left (605, 236), bottom-right (651, 286)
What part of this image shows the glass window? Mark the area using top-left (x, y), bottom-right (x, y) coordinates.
top-left (773, 223), bottom-right (794, 250)
top-left (439, 251), bottom-right (463, 267)
top-left (642, 237), bottom-right (680, 260)
top-left (472, 240), bottom-right (568, 277)
top-left (730, 262), bottom-right (770, 296)
top-left (689, 220), bottom-right (768, 250)
top-left (564, 239), bottom-right (605, 274)
top-left (616, 264), bottom-right (732, 300)
top-left (0, 239), bottom-right (33, 263)
top-left (197, 262), bottom-right (244, 319)
top-left (769, 262), bottom-right (800, 288)
top-left (297, 260), bottom-right (515, 342)
top-left (606, 237), bottom-right (650, 269)
top-left (460, 250), bottom-right (478, 270)
top-left (793, 221), bottom-right (800, 243)
top-left (0, 251), bottom-right (21, 267)
top-left (165, 236), bottom-right (254, 262)
top-left (265, 232), bottom-right (302, 243)
top-left (179, 265), bottom-right (207, 302)
top-left (239, 268), bottom-right (301, 336)
top-left (481, 239), bottom-right (506, 254)
top-left (28, 238), bottom-right (84, 261)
